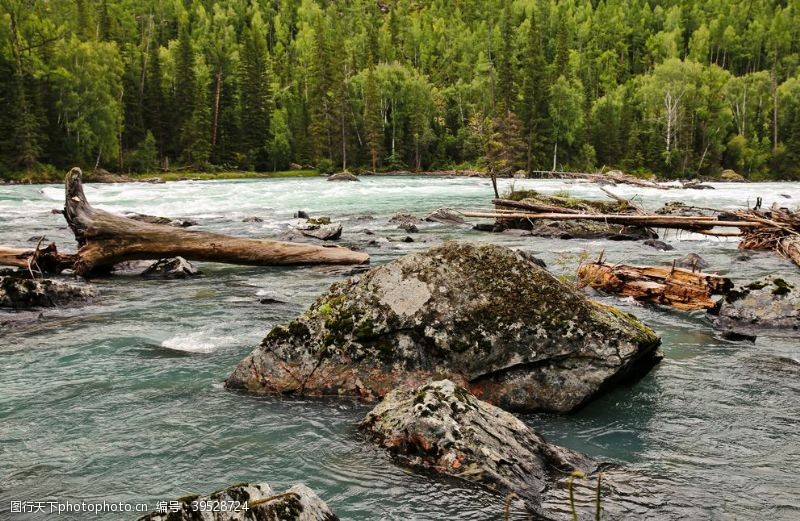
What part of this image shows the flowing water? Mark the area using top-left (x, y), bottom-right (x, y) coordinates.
top-left (1, 176), bottom-right (798, 520)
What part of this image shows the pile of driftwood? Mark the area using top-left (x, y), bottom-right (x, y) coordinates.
top-left (463, 195), bottom-right (800, 268)
top-left (577, 254), bottom-right (732, 311)
top-left (0, 168), bottom-right (368, 277)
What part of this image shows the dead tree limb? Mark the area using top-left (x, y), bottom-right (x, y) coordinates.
top-left (0, 244), bottom-right (75, 274)
top-left (462, 211), bottom-right (762, 229)
top-left (578, 261), bottom-right (732, 311)
top-left (63, 167), bottom-right (369, 276)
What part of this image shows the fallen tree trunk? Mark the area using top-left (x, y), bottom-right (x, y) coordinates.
top-left (0, 244), bottom-right (75, 274)
top-left (491, 198), bottom-right (583, 214)
top-left (577, 261), bottom-right (733, 311)
top-left (462, 211), bottom-right (762, 229)
top-left (63, 167), bottom-right (369, 276)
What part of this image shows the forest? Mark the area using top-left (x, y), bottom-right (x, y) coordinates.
top-left (1, 0), bottom-right (800, 180)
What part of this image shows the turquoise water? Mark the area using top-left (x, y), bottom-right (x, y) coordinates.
top-left (1, 176), bottom-right (799, 520)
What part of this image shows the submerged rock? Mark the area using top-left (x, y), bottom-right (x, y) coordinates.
top-left (299, 222), bottom-right (343, 241)
top-left (388, 213), bottom-right (421, 226)
top-left (0, 276), bottom-right (97, 309)
top-left (226, 242), bottom-right (661, 413)
top-left (714, 278), bottom-right (800, 341)
top-left (327, 172), bottom-right (359, 182)
top-left (242, 216), bottom-right (263, 223)
top-left (397, 222), bottom-right (418, 233)
top-left (424, 208), bottom-right (467, 226)
top-left (141, 257), bottom-right (199, 279)
top-left (139, 482), bottom-right (338, 521)
top-left (643, 239), bottom-right (674, 251)
top-left (676, 253), bottom-right (708, 270)
top-left (360, 379), bottom-right (594, 515)
top-left (125, 213), bottom-right (196, 228)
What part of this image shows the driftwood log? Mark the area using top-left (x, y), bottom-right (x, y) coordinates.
top-left (62, 168), bottom-right (368, 275)
top-left (0, 244), bottom-right (75, 274)
top-left (578, 260), bottom-right (733, 311)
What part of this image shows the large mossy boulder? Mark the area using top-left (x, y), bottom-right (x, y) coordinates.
top-left (360, 379), bottom-right (595, 515)
top-left (0, 275), bottom-right (97, 309)
top-left (226, 242), bottom-right (662, 412)
top-left (138, 482), bottom-right (338, 521)
top-left (713, 278), bottom-right (800, 341)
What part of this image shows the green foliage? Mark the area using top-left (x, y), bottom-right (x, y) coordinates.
top-left (1, 0), bottom-right (800, 179)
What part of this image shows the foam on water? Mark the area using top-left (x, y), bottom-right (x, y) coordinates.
top-left (160, 331), bottom-right (218, 353)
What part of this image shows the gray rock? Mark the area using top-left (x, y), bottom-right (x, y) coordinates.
top-left (242, 216), bottom-right (263, 223)
top-left (643, 239), bottom-right (674, 251)
top-left (327, 172), bottom-right (359, 182)
top-left (298, 222), bottom-right (343, 241)
top-left (295, 210), bottom-right (310, 219)
top-left (0, 276), bottom-right (97, 309)
top-left (397, 222), bottom-right (418, 233)
top-left (141, 257), bottom-right (199, 279)
top-left (226, 242), bottom-right (662, 413)
top-left (138, 482), bottom-right (338, 521)
top-left (676, 253), bottom-right (708, 270)
top-left (388, 213), bottom-right (421, 225)
top-left (424, 208), bottom-right (466, 225)
top-left (714, 278), bottom-right (800, 341)
top-left (360, 379), bottom-right (595, 515)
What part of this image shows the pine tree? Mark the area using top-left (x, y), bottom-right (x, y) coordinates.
top-left (363, 62), bottom-right (383, 172)
top-left (240, 25), bottom-right (272, 169)
top-left (173, 25), bottom-right (196, 157)
top-left (518, 9), bottom-right (549, 173)
top-left (143, 39), bottom-right (165, 158)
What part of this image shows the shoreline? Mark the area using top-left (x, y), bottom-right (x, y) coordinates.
top-left (2, 168), bottom-right (792, 186)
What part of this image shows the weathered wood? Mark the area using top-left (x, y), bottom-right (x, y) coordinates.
top-left (462, 211), bottom-right (762, 229)
top-left (577, 261), bottom-right (733, 311)
top-left (492, 198), bottom-right (583, 214)
top-left (63, 167), bottom-right (369, 276)
top-left (0, 244), bottom-right (75, 274)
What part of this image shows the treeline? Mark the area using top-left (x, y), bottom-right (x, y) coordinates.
top-left (2, 0), bottom-right (800, 180)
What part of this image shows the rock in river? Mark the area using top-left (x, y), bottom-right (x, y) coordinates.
top-left (139, 482), bottom-right (338, 521)
top-left (0, 275), bottom-right (97, 309)
top-left (713, 278), bottom-right (800, 341)
top-left (226, 242), bottom-right (662, 413)
top-left (360, 379), bottom-right (595, 515)
top-left (141, 257), bottom-right (199, 279)
top-left (327, 172), bottom-right (359, 182)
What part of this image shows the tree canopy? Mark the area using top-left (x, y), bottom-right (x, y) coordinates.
top-left (1, 0), bottom-right (800, 179)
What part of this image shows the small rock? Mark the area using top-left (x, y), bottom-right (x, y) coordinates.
top-left (139, 482), bottom-right (339, 521)
top-left (28, 235), bottom-right (48, 243)
top-left (424, 208), bottom-right (466, 225)
top-left (327, 172), bottom-right (359, 182)
top-left (141, 257), bottom-right (199, 279)
top-left (401, 236), bottom-right (414, 243)
top-left (472, 223), bottom-right (498, 232)
top-left (363, 229), bottom-right (375, 236)
top-left (389, 213), bottom-right (421, 225)
top-left (780, 193), bottom-right (791, 199)
top-left (643, 239), bottom-right (674, 251)
top-left (172, 219), bottom-right (197, 227)
top-left (676, 253), bottom-right (708, 270)
top-left (289, 162), bottom-right (303, 170)
top-left (295, 210), bottom-right (310, 219)
top-left (259, 297), bottom-right (287, 305)
top-left (360, 380), bottom-right (595, 515)
top-left (719, 169), bottom-right (746, 182)
top-left (242, 216), bottom-right (264, 223)
top-left (0, 276), bottom-right (97, 309)
top-left (146, 177), bottom-right (165, 184)
top-left (397, 222), bottom-right (418, 233)
top-left (298, 222), bottom-right (342, 241)
top-left (501, 228), bottom-right (532, 236)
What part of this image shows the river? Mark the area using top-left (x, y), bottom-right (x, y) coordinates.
top-left (1, 176), bottom-right (798, 520)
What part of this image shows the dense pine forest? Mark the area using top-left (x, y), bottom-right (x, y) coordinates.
top-left (2, 0), bottom-right (800, 180)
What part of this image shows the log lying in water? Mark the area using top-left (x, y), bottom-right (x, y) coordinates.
top-left (577, 260), bottom-right (733, 311)
top-left (463, 210), bottom-right (762, 229)
top-left (63, 167), bottom-right (369, 276)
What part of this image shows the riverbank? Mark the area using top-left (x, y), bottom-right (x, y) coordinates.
top-left (0, 166), bottom-right (769, 185)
